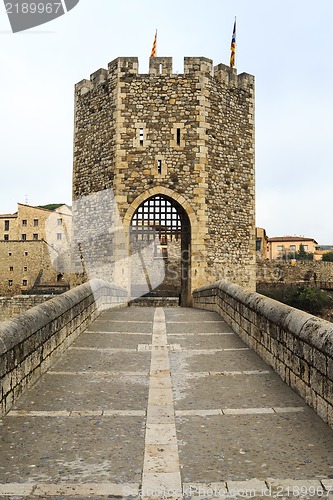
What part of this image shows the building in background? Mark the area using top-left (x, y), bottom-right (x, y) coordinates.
top-left (0, 203), bottom-right (72, 296)
top-left (255, 227), bottom-right (269, 259)
top-left (267, 236), bottom-right (318, 261)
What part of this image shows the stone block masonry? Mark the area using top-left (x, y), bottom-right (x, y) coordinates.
top-left (0, 279), bottom-right (127, 416)
top-left (193, 281), bottom-right (333, 429)
top-left (0, 295), bottom-right (53, 322)
top-left (72, 56), bottom-right (256, 302)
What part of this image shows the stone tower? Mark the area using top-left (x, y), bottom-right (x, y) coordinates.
top-left (72, 56), bottom-right (255, 305)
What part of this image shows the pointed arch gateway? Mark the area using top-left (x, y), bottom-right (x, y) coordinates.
top-left (127, 191), bottom-right (192, 306)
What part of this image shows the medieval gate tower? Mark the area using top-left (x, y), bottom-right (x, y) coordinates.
top-left (72, 56), bottom-right (255, 306)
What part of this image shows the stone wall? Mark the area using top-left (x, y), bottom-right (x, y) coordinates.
top-left (72, 57), bottom-right (255, 301)
top-left (193, 281), bottom-right (333, 428)
top-left (257, 259), bottom-right (333, 284)
top-left (0, 295), bottom-right (53, 322)
top-left (0, 279), bottom-right (127, 416)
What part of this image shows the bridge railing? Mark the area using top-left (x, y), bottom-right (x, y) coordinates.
top-left (193, 281), bottom-right (333, 429)
top-left (0, 279), bottom-right (127, 416)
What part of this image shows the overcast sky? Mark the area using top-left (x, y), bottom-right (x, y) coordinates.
top-left (1, 0), bottom-right (332, 243)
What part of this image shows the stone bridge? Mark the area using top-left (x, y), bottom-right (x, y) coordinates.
top-left (0, 280), bottom-right (333, 499)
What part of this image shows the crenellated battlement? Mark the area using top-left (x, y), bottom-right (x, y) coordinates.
top-left (75, 56), bottom-right (254, 95)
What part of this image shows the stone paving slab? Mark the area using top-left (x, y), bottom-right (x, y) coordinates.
top-left (172, 372), bottom-right (305, 410)
top-left (87, 320), bottom-right (153, 333)
top-left (103, 307), bottom-right (155, 321)
top-left (168, 334), bottom-right (246, 350)
top-left (0, 416), bottom-right (145, 484)
top-left (166, 322), bottom-right (235, 334)
top-left (176, 413), bottom-right (333, 483)
top-left (169, 350), bottom-right (271, 373)
top-left (74, 332), bottom-right (152, 349)
top-left (12, 373), bottom-right (148, 412)
top-left (51, 349), bottom-right (151, 372)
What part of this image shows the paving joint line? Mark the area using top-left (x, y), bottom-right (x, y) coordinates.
top-left (0, 479), bottom-right (332, 498)
top-left (142, 307), bottom-right (182, 498)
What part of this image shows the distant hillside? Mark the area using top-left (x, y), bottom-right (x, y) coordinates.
top-left (38, 204), bottom-right (65, 211)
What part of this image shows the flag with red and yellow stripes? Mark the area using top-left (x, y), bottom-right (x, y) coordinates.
top-left (230, 18), bottom-right (236, 68)
top-left (150, 30), bottom-right (157, 58)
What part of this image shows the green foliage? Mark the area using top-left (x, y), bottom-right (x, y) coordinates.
top-left (258, 285), bottom-right (331, 315)
top-left (322, 252), bottom-right (333, 262)
top-left (295, 243), bottom-right (313, 261)
top-left (38, 203), bottom-right (64, 211)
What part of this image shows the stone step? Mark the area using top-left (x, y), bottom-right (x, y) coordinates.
top-left (129, 296), bottom-right (179, 307)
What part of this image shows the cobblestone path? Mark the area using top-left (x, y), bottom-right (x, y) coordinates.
top-left (0, 307), bottom-right (332, 499)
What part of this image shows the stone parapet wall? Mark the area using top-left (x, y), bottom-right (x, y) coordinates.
top-left (0, 295), bottom-right (53, 322)
top-left (193, 281), bottom-right (333, 428)
top-left (0, 279), bottom-right (127, 416)
top-left (257, 259), bottom-right (333, 284)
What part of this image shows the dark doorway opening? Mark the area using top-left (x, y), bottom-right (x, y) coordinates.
top-left (130, 195), bottom-right (191, 306)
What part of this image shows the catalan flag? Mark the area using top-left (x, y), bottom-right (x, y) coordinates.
top-left (230, 18), bottom-right (236, 68)
top-left (150, 30), bottom-right (157, 58)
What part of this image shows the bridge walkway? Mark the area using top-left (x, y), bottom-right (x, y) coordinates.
top-left (0, 307), bottom-right (332, 499)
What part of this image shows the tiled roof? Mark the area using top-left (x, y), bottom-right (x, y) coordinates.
top-left (268, 236), bottom-right (318, 244)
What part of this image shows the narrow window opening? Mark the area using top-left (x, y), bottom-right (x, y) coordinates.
top-left (139, 128), bottom-right (144, 147)
top-left (9, 266), bottom-right (13, 272)
top-left (8, 280), bottom-right (13, 286)
top-left (157, 160), bottom-right (162, 174)
top-left (33, 219), bottom-right (38, 227)
top-left (21, 234), bottom-right (26, 241)
top-left (22, 219), bottom-right (27, 227)
top-left (159, 63), bottom-right (163, 75)
top-left (33, 234), bottom-right (38, 240)
top-left (4, 234), bottom-right (9, 241)
top-left (23, 266), bottom-right (28, 272)
top-left (22, 279), bottom-right (28, 287)
top-left (176, 128), bottom-right (181, 146)
top-left (4, 220), bottom-right (9, 231)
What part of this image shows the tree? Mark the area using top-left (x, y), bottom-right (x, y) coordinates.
top-left (322, 252), bottom-right (333, 262)
top-left (296, 243), bottom-right (313, 261)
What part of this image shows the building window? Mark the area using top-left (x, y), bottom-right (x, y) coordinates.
top-left (22, 219), bottom-right (27, 227)
top-left (23, 266), bottom-right (28, 272)
top-left (57, 233), bottom-right (62, 240)
top-left (9, 266), bottom-right (13, 272)
top-left (256, 239), bottom-right (262, 251)
top-left (8, 252), bottom-right (12, 256)
top-left (33, 219), bottom-right (39, 227)
top-left (4, 220), bottom-right (9, 231)
top-left (21, 234), bottom-right (26, 241)
top-left (8, 280), bottom-right (13, 286)
top-left (4, 234), bottom-right (9, 241)
top-left (24, 251), bottom-right (28, 256)
top-left (176, 128), bottom-right (181, 146)
top-left (22, 279), bottom-right (28, 286)
top-left (290, 245), bottom-right (296, 251)
top-left (57, 218), bottom-right (62, 226)
top-left (277, 245), bottom-right (283, 251)
top-left (139, 128), bottom-right (144, 147)
top-left (303, 245), bottom-right (308, 251)
top-left (157, 160), bottom-right (162, 174)
top-left (33, 234), bottom-right (38, 240)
